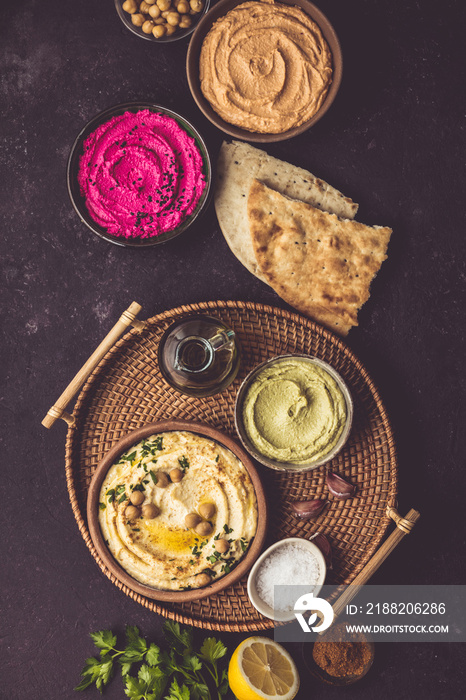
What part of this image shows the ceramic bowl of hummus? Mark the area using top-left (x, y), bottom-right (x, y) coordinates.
top-left (67, 102), bottom-right (211, 246)
top-left (235, 355), bottom-right (353, 472)
top-left (87, 420), bottom-right (267, 602)
top-left (187, 0), bottom-right (343, 143)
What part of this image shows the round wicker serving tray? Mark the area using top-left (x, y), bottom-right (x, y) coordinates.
top-left (65, 300), bottom-right (397, 632)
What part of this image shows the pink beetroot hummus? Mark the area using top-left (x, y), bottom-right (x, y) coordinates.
top-left (78, 109), bottom-right (207, 239)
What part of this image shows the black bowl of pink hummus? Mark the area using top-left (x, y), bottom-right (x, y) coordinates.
top-left (67, 102), bottom-right (212, 247)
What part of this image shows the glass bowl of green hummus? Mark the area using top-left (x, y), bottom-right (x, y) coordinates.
top-left (235, 354), bottom-right (353, 472)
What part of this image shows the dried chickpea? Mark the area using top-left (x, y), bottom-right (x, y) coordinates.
top-left (169, 467), bottom-right (184, 482)
top-left (152, 23), bottom-right (166, 37)
top-left (195, 520), bottom-right (213, 537)
top-left (142, 19), bottom-right (155, 33)
top-left (140, 0), bottom-right (152, 12)
top-left (179, 14), bottom-right (192, 28)
top-left (214, 538), bottom-right (230, 554)
top-left (130, 490), bottom-right (145, 506)
top-left (190, 0), bottom-right (203, 13)
top-left (145, 0), bottom-right (157, 4)
top-left (196, 572), bottom-right (212, 587)
top-left (125, 504), bottom-right (140, 520)
top-left (131, 13), bottom-right (145, 26)
top-left (148, 4), bottom-right (161, 18)
top-left (122, 0), bottom-right (138, 13)
top-left (158, 472), bottom-right (171, 487)
top-left (185, 512), bottom-right (202, 528)
top-left (157, 0), bottom-right (171, 10)
top-left (199, 502), bottom-right (215, 519)
top-left (153, 16), bottom-right (165, 24)
top-left (142, 503), bottom-right (160, 519)
top-left (161, 10), bottom-right (171, 18)
top-left (165, 23), bottom-right (177, 35)
top-left (166, 11), bottom-right (180, 25)
top-left (177, 0), bottom-right (189, 13)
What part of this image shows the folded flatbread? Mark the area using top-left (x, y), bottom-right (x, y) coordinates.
top-left (215, 141), bottom-right (359, 283)
top-left (248, 179), bottom-right (392, 335)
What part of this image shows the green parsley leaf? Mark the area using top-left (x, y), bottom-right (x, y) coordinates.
top-left (149, 470), bottom-right (158, 484)
top-left (162, 621), bottom-right (192, 655)
top-left (120, 661), bottom-right (132, 677)
top-left (75, 656), bottom-right (114, 693)
top-left (178, 455), bottom-right (189, 471)
top-left (164, 677), bottom-right (190, 700)
top-left (199, 637), bottom-right (227, 664)
top-left (124, 674), bottom-right (146, 699)
top-left (99, 502), bottom-right (106, 510)
top-left (90, 629), bottom-right (117, 654)
top-left (145, 642), bottom-right (162, 667)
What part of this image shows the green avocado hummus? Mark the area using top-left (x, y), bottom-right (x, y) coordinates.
top-left (242, 358), bottom-right (347, 465)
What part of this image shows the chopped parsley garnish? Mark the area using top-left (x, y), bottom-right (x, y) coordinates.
top-left (117, 492), bottom-right (128, 504)
top-left (99, 502), bottom-right (106, 511)
top-left (178, 455), bottom-right (190, 471)
top-left (117, 450), bottom-right (137, 464)
top-left (106, 488), bottom-right (115, 503)
top-left (153, 436), bottom-right (163, 451)
top-left (223, 524), bottom-right (233, 535)
top-left (131, 483), bottom-right (145, 492)
top-left (215, 454), bottom-right (220, 462)
top-left (149, 470), bottom-right (158, 484)
top-left (240, 537), bottom-right (248, 552)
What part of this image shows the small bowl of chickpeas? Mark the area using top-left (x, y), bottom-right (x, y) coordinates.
top-left (115, 0), bottom-right (209, 42)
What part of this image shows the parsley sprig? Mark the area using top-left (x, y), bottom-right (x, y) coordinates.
top-left (74, 621), bottom-right (228, 700)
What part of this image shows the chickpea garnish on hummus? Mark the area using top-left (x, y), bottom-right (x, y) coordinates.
top-left (98, 431), bottom-right (257, 590)
top-left (199, 0), bottom-right (333, 134)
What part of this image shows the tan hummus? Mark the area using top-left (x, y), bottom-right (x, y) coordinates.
top-left (242, 358), bottom-right (347, 464)
top-left (199, 0), bottom-right (333, 134)
top-left (98, 431), bottom-right (257, 590)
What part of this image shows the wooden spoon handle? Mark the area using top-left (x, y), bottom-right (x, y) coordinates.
top-left (332, 507), bottom-right (421, 618)
top-left (41, 301), bottom-right (146, 429)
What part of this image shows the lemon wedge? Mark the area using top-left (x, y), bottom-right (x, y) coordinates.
top-left (228, 637), bottom-right (300, 700)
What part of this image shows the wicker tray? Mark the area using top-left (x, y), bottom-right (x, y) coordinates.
top-left (64, 300), bottom-right (397, 632)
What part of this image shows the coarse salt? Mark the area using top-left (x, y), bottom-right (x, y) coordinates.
top-left (255, 543), bottom-right (321, 612)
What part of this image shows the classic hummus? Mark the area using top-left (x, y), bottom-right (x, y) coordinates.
top-left (98, 431), bottom-right (257, 590)
top-left (199, 0), bottom-right (333, 134)
top-left (78, 109), bottom-right (206, 239)
top-left (242, 358), bottom-right (347, 464)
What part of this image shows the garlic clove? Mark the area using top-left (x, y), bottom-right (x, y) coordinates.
top-left (291, 499), bottom-right (327, 519)
top-left (310, 532), bottom-right (333, 568)
top-left (326, 472), bottom-right (356, 500)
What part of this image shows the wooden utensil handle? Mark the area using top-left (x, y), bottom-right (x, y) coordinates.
top-left (332, 507), bottom-right (421, 618)
top-left (41, 301), bottom-right (146, 429)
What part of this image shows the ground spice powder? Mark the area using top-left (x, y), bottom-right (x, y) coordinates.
top-left (312, 639), bottom-right (372, 678)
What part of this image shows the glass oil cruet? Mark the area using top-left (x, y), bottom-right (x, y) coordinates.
top-left (157, 314), bottom-right (241, 397)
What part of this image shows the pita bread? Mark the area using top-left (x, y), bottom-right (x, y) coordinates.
top-left (215, 141), bottom-right (359, 283)
top-left (248, 179), bottom-right (392, 335)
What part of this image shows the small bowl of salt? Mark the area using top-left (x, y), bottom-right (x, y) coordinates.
top-left (247, 537), bottom-right (326, 622)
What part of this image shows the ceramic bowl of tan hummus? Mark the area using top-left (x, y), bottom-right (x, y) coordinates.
top-left (68, 102), bottom-right (211, 246)
top-left (187, 0), bottom-right (342, 142)
top-left (87, 420), bottom-right (267, 602)
top-left (235, 355), bottom-right (353, 472)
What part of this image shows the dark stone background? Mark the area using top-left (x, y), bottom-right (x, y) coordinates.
top-left (1, 0), bottom-right (465, 698)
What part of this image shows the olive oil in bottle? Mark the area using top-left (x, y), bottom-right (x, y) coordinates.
top-left (158, 314), bottom-right (240, 397)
